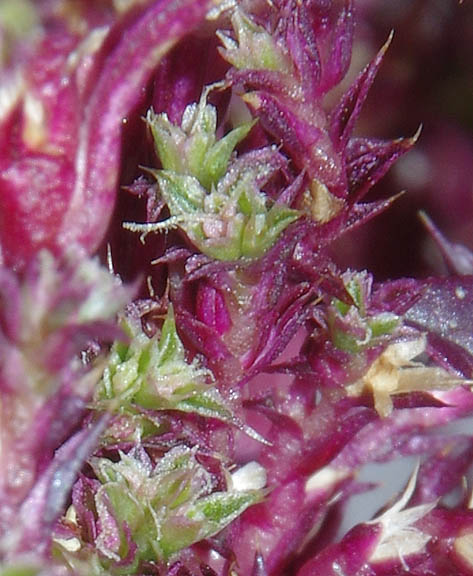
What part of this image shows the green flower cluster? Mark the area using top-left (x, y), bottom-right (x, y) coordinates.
top-left (124, 89), bottom-right (299, 260)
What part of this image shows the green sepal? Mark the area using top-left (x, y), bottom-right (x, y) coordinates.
top-left (187, 489), bottom-right (263, 537)
top-left (218, 9), bottom-right (290, 72)
top-left (241, 204), bottom-right (299, 259)
top-left (328, 319), bottom-right (364, 353)
top-left (368, 313), bottom-right (400, 338)
top-left (344, 275), bottom-right (367, 315)
top-left (200, 120), bottom-right (256, 189)
top-left (333, 298), bottom-right (350, 316)
top-left (155, 171), bottom-right (205, 215)
top-left (146, 111), bottom-right (184, 173)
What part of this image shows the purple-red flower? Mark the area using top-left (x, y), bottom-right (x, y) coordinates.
top-left (1, 1), bottom-right (473, 575)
